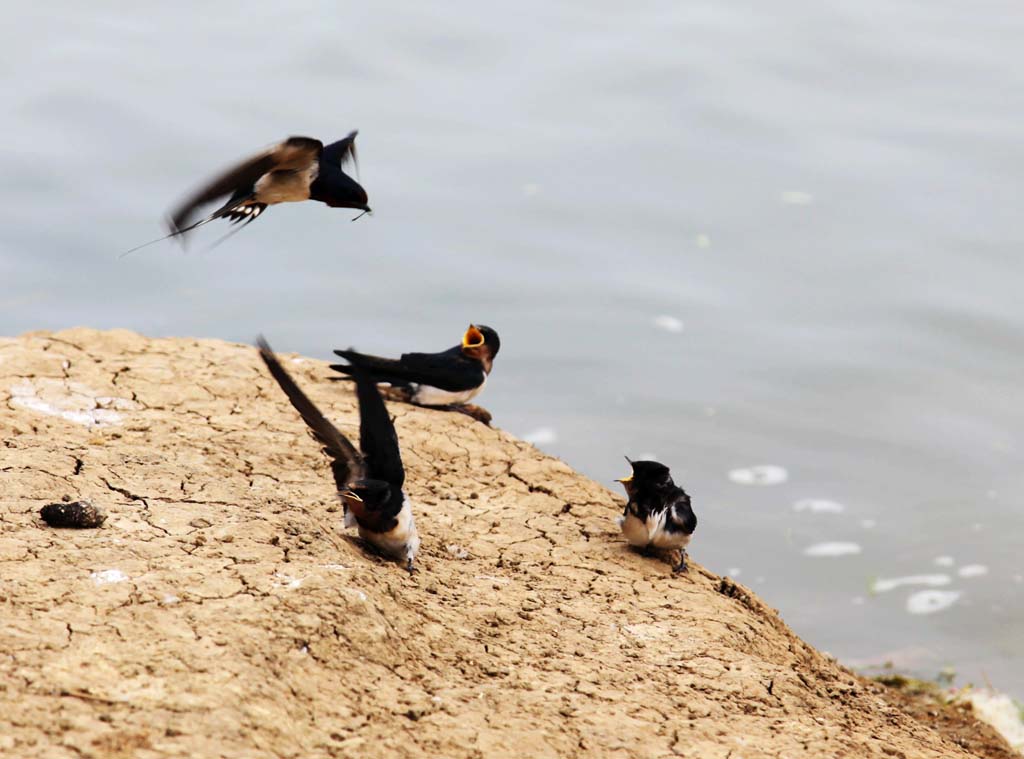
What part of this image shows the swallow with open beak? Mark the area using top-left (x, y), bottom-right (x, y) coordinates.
top-left (329, 325), bottom-right (500, 423)
top-left (258, 337), bottom-right (419, 572)
top-left (122, 133), bottom-right (369, 255)
top-left (615, 459), bottom-right (697, 573)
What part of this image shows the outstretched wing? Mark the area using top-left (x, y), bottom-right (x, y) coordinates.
top-left (350, 364), bottom-right (405, 490)
top-left (331, 345), bottom-right (482, 392)
top-left (321, 131), bottom-right (359, 174)
top-left (169, 136), bottom-right (323, 233)
top-left (257, 337), bottom-right (364, 493)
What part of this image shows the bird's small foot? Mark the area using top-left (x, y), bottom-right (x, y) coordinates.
top-left (406, 558), bottom-right (416, 575)
top-left (673, 551), bottom-right (688, 574)
top-left (451, 403), bottom-right (492, 425)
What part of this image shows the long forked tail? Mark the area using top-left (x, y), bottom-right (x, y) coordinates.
top-left (117, 197), bottom-right (262, 259)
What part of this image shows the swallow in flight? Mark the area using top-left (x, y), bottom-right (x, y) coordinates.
top-left (258, 337), bottom-right (419, 572)
top-left (330, 324), bottom-right (500, 423)
top-left (616, 459), bottom-right (697, 573)
top-left (122, 132), bottom-right (369, 255)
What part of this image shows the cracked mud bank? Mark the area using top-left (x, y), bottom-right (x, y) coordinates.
top-left (0, 329), bottom-right (1012, 758)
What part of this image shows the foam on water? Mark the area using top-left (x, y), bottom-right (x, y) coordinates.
top-left (957, 564), bottom-right (988, 578)
top-left (871, 574), bottom-right (951, 593)
top-left (962, 691), bottom-right (1024, 752)
top-left (729, 465), bottom-right (789, 486)
top-left (803, 541), bottom-right (861, 558)
top-left (780, 190), bottom-right (814, 205)
top-left (522, 427), bottom-right (558, 445)
top-left (793, 498), bottom-right (845, 514)
top-left (652, 315), bottom-right (684, 333)
top-left (906, 590), bottom-right (961, 615)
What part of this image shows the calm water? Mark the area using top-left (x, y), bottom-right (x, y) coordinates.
top-left (3, 1), bottom-right (1023, 696)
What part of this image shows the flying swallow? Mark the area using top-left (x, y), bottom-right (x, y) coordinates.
top-left (329, 324), bottom-right (500, 419)
top-left (121, 133), bottom-right (369, 255)
top-left (615, 459), bottom-right (697, 573)
top-left (257, 337), bottom-right (419, 572)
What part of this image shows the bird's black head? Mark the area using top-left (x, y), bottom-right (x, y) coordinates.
top-left (328, 172), bottom-right (370, 213)
top-left (342, 478), bottom-right (393, 512)
top-left (350, 179), bottom-right (370, 212)
top-left (461, 324), bottom-right (500, 371)
top-left (616, 459), bottom-right (674, 496)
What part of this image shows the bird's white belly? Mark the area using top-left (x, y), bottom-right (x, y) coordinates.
top-left (254, 165), bottom-right (318, 204)
top-left (411, 375), bottom-right (485, 406)
top-left (618, 510), bottom-right (691, 550)
top-left (358, 498), bottom-right (420, 562)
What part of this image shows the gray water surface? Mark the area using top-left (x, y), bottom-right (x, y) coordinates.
top-left (3, 1), bottom-right (1023, 695)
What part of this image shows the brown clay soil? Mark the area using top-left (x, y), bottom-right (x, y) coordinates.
top-left (0, 328), bottom-right (1015, 758)
top-left (876, 682), bottom-right (1020, 759)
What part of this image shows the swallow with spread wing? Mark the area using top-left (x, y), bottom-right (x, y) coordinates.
top-left (329, 324), bottom-right (500, 422)
top-left (122, 133), bottom-right (369, 255)
top-left (616, 459), bottom-right (697, 573)
top-left (258, 337), bottom-right (419, 572)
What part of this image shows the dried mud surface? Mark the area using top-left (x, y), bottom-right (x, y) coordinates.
top-left (0, 329), bottom-right (1008, 758)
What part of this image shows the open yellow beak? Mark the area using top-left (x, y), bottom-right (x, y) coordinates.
top-left (341, 490), bottom-right (363, 502)
top-left (462, 325), bottom-right (485, 348)
top-left (615, 474), bottom-right (633, 484)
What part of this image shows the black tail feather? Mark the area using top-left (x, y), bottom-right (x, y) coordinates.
top-left (118, 197), bottom-right (261, 259)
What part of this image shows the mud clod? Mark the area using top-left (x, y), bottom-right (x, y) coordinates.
top-left (39, 500), bottom-right (106, 528)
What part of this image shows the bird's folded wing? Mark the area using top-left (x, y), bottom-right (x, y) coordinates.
top-left (257, 338), bottom-right (364, 493)
top-left (669, 494), bottom-right (698, 534)
top-left (332, 347), bottom-right (480, 392)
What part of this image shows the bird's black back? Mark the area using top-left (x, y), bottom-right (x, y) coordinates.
top-left (665, 488), bottom-right (697, 536)
top-left (332, 344), bottom-right (485, 392)
top-left (629, 469), bottom-right (697, 536)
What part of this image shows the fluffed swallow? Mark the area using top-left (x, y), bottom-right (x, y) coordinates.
top-left (121, 133), bottom-right (369, 255)
top-left (329, 325), bottom-right (500, 420)
top-left (257, 337), bottom-right (419, 572)
top-left (615, 459), bottom-right (697, 573)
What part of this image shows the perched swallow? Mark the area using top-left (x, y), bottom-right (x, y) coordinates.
top-left (257, 337), bottom-right (419, 572)
top-left (121, 133), bottom-right (369, 255)
top-left (329, 324), bottom-right (500, 412)
top-left (615, 459), bottom-right (697, 573)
